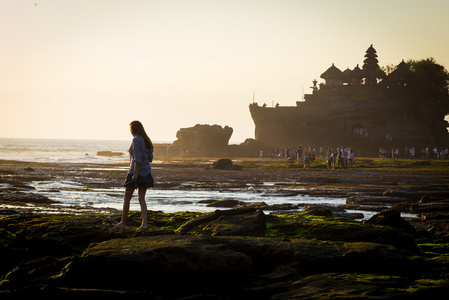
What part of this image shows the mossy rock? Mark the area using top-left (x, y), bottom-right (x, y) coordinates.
top-left (177, 208), bottom-right (266, 236)
top-left (59, 235), bottom-right (424, 294)
top-left (0, 212), bottom-right (202, 279)
top-left (271, 273), bottom-right (449, 299)
top-left (1, 211), bottom-right (449, 298)
top-left (60, 235), bottom-right (253, 293)
top-left (0, 228), bottom-right (15, 245)
top-left (419, 243), bottom-right (449, 256)
top-left (206, 199), bottom-right (245, 208)
top-left (266, 210), bottom-right (420, 253)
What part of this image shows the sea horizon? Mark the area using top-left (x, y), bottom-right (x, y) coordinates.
top-left (0, 137), bottom-right (134, 164)
top-left (0, 136), bottom-right (174, 145)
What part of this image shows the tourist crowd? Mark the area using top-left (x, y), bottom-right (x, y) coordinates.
top-left (261, 144), bottom-right (449, 170)
top-left (352, 128), bottom-right (369, 137)
top-left (263, 146), bottom-right (355, 170)
top-left (380, 147), bottom-right (449, 160)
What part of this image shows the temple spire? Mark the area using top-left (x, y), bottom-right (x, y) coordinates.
top-left (362, 44), bottom-right (383, 85)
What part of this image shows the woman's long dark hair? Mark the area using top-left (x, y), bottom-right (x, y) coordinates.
top-left (130, 121), bottom-right (153, 150)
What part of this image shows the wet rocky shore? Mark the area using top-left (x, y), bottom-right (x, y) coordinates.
top-left (1, 158), bottom-right (449, 298)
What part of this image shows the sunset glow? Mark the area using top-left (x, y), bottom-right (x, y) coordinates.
top-left (1, 0), bottom-right (448, 143)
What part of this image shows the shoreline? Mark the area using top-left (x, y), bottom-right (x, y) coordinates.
top-left (1, 158), bottom-right (448, 229)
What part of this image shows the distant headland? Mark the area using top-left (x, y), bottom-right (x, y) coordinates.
top-left (168, 45), bottom-right (449, 157)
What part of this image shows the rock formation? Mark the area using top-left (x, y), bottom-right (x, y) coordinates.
top-left (96, 151), bottom-right (124, 157)
top-left (250, 45), bottom-right (449, 155)
top-left (174, 124), bottom-right (233, 153)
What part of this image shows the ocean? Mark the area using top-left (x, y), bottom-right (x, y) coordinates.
top-left (0, 138), bottom-right (131, 164)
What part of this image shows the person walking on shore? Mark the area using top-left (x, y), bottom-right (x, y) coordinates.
top-left (296, 145), bottom-right (303, 163)
top-left (114, 121), bottom-right (154, 229)
top-left (348, 149), bottom-right (355, 169)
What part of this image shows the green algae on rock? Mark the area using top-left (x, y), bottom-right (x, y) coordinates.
top-left (266, 209), bottom-right (420, 253)
top-left (177, 207), bottom-right (266, 236)
top-left (1, 209), bottom-right (449, 298)
top-left (60, 235), bottom-right (423, 294)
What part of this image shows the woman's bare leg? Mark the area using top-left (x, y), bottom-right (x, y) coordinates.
top-left (137, 187), bottom-right (148, 229)
top-left (113, 187), bottom-right (135, 228)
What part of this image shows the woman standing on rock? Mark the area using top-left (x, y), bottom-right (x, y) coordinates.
top-left (114, 121), bottom-right (154, 229)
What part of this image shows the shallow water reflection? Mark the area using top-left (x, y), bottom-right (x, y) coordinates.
top-left (25, 180), bottom-right (416, 220)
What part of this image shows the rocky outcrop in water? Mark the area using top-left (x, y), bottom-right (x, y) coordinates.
top-left (96, 151), bottom-right (124, 157)
top-left (174, 124), bottom-right (233, 153)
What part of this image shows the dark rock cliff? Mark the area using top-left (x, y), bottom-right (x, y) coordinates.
top-left (250, 85), bottom-right (449, 155)
top-left (174, 124), bottom-right (233, 153)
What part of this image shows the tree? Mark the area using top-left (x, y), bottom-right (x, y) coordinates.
top-left (387, 58), bottom-right (449, 110)
top-left (407, 58), bottom-right (449, 104)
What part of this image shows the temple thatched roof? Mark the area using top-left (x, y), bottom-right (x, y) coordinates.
top-left (320, 63), bottom-right (343, 79)
top-left (389, 60), bottom-right (408, 78)
top-left (351, 64), bottom-right (365, 78)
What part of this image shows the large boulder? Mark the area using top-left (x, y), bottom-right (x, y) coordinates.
top-left (174, 124), bottom-right (233, 152)
top-left (382, 188), bottom-right (421, 201)
top-left (0, 191), bottom-right (56, 204)
top-left (346, 196), bottom-right (412, 205)
top-left (96, 151), bottom-right (124, 157)
top-left (267, 210), bottom-right (420, 253)
top-left (212, 158), bottom-right (233, 170)
top-left (60, 235), bottom-right (424, 295)
top-left (177, 207), bottom-right (267, 237)
top-left (364, 209), bottom-right (415, 234)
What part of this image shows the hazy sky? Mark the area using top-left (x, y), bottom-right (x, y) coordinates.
top-left (1, 0), bottom-right (449, 143)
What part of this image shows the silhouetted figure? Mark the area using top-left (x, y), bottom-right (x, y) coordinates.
top-left (114, 121), bottom-right (154, 230)
top-left (348, 149), bottom-right (355, 169)
top-left (296, 145), bottom-right (303, 162)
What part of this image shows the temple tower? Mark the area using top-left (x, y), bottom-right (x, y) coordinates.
top-left (362, 44), bottom-right (384, 85)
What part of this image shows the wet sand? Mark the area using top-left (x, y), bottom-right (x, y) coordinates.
top-left (1, 158), bottom-right (448, 195)
top-left (1, 158), bottom-right (449, 230)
